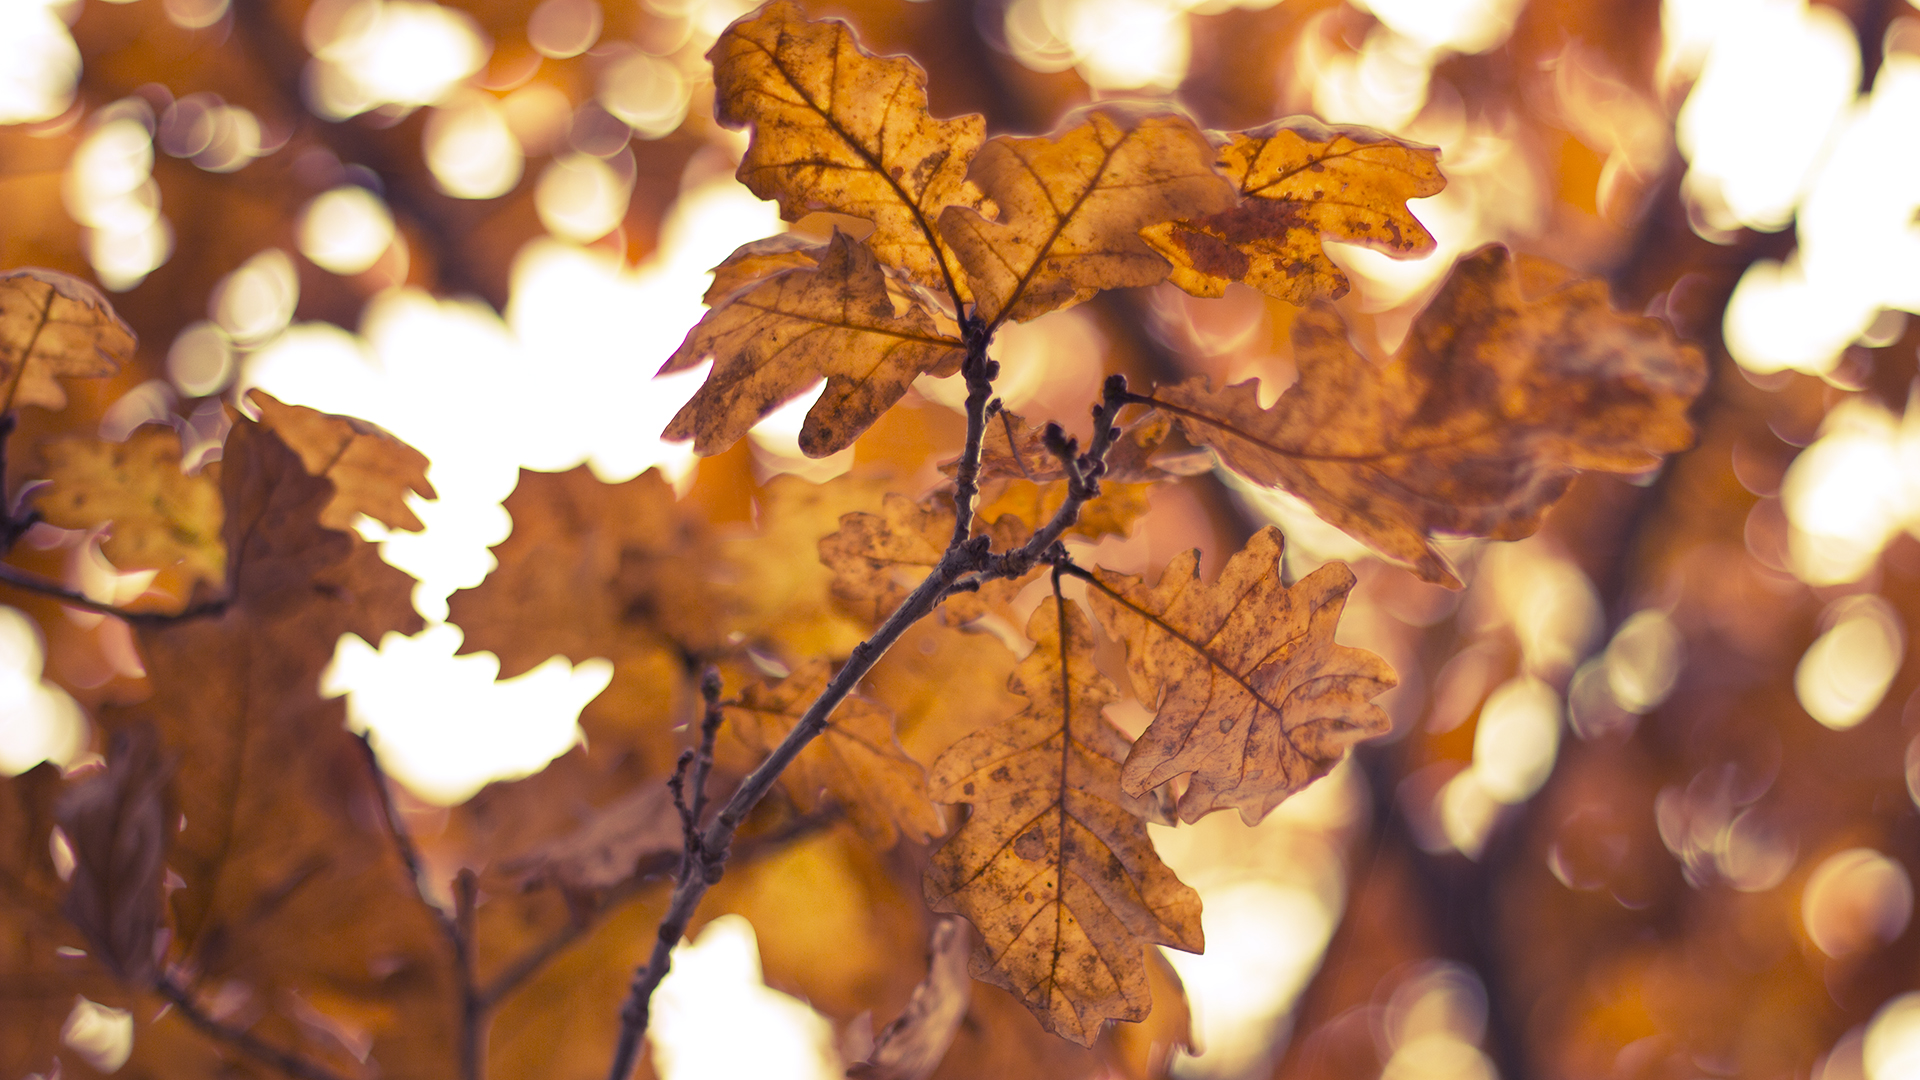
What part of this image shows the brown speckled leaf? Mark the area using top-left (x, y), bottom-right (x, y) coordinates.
top-left (1086, 527), bottom-right (1395, 824)
top-left (939, 104), bottom-right (1236, 327)
top-left (0, 268), bottom-right (132, 413)
top-left (1142, 119), bottom-right (1443, 302)
top-left (818, 492), bottom-right (1036, 628)
top-left (703, 234), bottom-right (825, 306)
top-left (726, 658), bottom-right (942, 847)
top-left (1148, 245), bottom-right (1708, 585)
top-left (250, 391), bottom-right (437, 532)
top-left (710, 0), bottom-right (985, 297)
top-left (662, 231), bottom-right (965, 457)
top-left (33, 427), bottom-right (226, 596)
top-left (924, 594), bottom-right (1201, 1045)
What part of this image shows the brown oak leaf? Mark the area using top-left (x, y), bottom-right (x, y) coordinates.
top-left (1145, 244), bottom-right (1708, 585)
top-left (250, 390), bottom-right (437, 532)
top-left (966, 411), bottom-right (1180, 485)
top-left (32, 427), bottom-right (226, 594)
top-left (1086, 526), bottom-right (1396, 824)
top-left (710, 0), bottom-right (986, 297)
top-left (818, 492), bottom-right (1036, 628)
top-left (724, 658), bottom-right (942, 847)
top-left (661, 230), bottom-right (966, 457)
top-left (938, 103), bottom-right (1236, 327)
top-left (924, 593), bottom-right (1202, 1045)
top-left (55, 724), bottom-right (173, 986)
top-left (1141, 118), bottom-right (1444, 302)
top-left (0, 267), bottom-right (132, 413)
top-left (849, 915), bottom-right (973, 1080)
top-left (703, 233), bottom-right (825, 306)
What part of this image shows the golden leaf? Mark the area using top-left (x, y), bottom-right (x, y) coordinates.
top-left (32, 427), bottom-right (226, 595)
top-left (1085, 526), bottom-right (1396, 824)
top-left (704, 233), bottom-right (825, 306)
top-left (967, 410), bottom-right (1179, 485)
top-left (925, 594), bottom-right (1202, 1045)
top-left (725, 658), bottom-right (943, 847)
top-left (849, 916), bottom-right (973, 1080)
top-left (1145, 244), bottom-right (1708, 585)
top-left (250, 390), bottom-right (437, 532)
top-left (817, 491), bottom-right (1036, 627)
top-left (721, 469), bottom-right (894, 661)
top-left (938, 103), bottom-right (1236, 327)
top-left (0, 268), bottom-right (132, 413)
top-left (1141, 119), bottom-right (1443, 302)
top-left (711, 0), bottom-right (986, 297)
top-left (662, 230), bottom-right (965, 457)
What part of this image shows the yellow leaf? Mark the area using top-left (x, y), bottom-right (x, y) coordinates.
top-left (0, 268), bottom-right (132, 413)
top-left (1144, 244), bottom-right (1708, 585)
top-left (1141, 119), bottom-right (1444, 302)
top-left (704, 234), bottom-right (825, 306)
top-left (662, 231), bottom-right (965, 457)
top-left (710, 0), bottom-right (986, 298)
top-left (925, 593), bottom-right (1201, 1045)
top-left (32, 428), bottom-right (226, 597)
top-left (938, 104), bottom-right (1235, 327)
top-left (817, 492), bottom-right (1035, 628)
top-left (1086, 526), bottom-right (1396, 824)
top-left (250, 391), bottom-right (437, 533)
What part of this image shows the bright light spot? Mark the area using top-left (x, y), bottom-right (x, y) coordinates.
top-left (745, 381), bottom-right (855, 483)
top-left (920, 307), bottom-right (1107, 417)
top-left (306, 0), bottom-right (490, 119)
top-left (528, 0), bottom-right (600, 58)
top-left (1379, 1034), bottom-right (1498, 1080)
top-left (164, 0), bottom-right (229, 30)
top-left (1604, 609), bottom-right (1684, 713)
top-left (299, 185), bottom-right (396, 276)
top-left (65, 109), bottom-right (173, 291)
top-left (1866, 993), bottom-right (1920, 1080)
top-left (1803, 848), bottom-right (1913, 957)
top-left (155, 93), bottom-right (266, 174)
top-left (166, 321), bottom-right (236, 397)
top-left (1438, 769), bottom-right (1501, 859)
top-left (1718, 808), bottom-right (1796, 892)
top-left (1356, 0), bottom-right (1524, 54)
top-left (0, 0), bottom-right (80, 125)
top-left (1472, 675), bottom-right (1561, 803)
top-left (502, 82), bottom-right (572, 155)
top-left (1003, 0), bottom-right (1214, 89)
top-left (1780, 396), bottom-right (1920, 585)
top-left (1467, 538), bottom-right (1601, 681)
top-left (535, 152), bottom-right (631, 242)
top-left (600, 52), bottom-right (690, 139)
top-left (0, 606), bottom-right (86, 775)
top-left (424, 94), bottom-right (523, 199)
top-left (61, 996), bottom-right (132, 1073)
top-left (1676, 0), bottom-right (1858, 233)
top-left (1796, 595), bottom-right (1905, 731)
top-left (212, 249), bottom-right (300, 346)
top-left (1161, 881), bottom-right (1333, 1079)
top-left (1723, 255), bottom-right (1877, 376)
top-left (1378, 963), bottom-right (1497, 1080)
top-left (325, 625), bottom-right (609, 804)
top-left (648, 915), bottom-right (840, 1080)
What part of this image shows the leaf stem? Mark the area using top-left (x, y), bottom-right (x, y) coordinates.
top-left (155, 975), bottom-right (353, 1080)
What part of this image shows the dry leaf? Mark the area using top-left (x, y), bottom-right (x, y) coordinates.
top-left (818, 492), bottom-right (1037, 628)
top-left (705, 234), bottom-right (826, 306)
top-left (1147, 245), bottom-right (1708, 585)
top-left (250, 390), bottom-right (437, 532)
top-left (711, 0), bottom-right (986, 296)
top-left (925, 594), bottom-right (1202, 1045)
top-left (55, 724), bottom-right (173, 986)
top-left (939, 104), bottom-right (1235, 326)
top-left (726, 658), bottom-right (943, 848)
top-left (662, 230), bottom-right (966, 457)
top-left (721, 469), bottom-right (897, 661)
top-left (1141, 118), bottom-right (1443, 302)
top-left (0, 268), bottom-right (132, 413)
top-left (849, 915), bottom-right (973, 1080)
top-left (32, 427), bottom-right (226, 594)
top-left (1086, 526), bottom-right (1396, 824)
top-left (966, 411), bottom-right (1178, 485)
top-left (501, 783), bottom-right (683, 892)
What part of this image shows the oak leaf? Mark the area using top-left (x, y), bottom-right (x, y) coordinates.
top-left (724, 658), bottom-right (942, 847)
top-left (849, 915), bottom-right (973, 1080)
top-left (662, 230), bottom-right (965, 457)
top-left (938, 104), bottom-right (1236, 327)
top-left (250, 390), bottom-right (437, 532)
top-left (720, 469), bottom-right (896, 660)
top-left (1141, 119), bottom-right (1443, 302)
top-left (969, 411), bottom-right (1181, 485)
top-left (1086, 526), bottom-right (1396, 824)
top-left (31, 427), bottom-right (226, 594)
top-left (925, 594), bottom-right (1202, 1045)
top-left (0, 268), bottom-right (132, 412)
top-left (1146, 245), bottom-right (1708, 585)
top-left (54, 724), bottom-right (173, 986)
top-left (818, 492), bottom-right (1036, 628)
top-left (711, 0), bottom-right (986, 297)
top-left (704, 233), bottom-right (825, 306)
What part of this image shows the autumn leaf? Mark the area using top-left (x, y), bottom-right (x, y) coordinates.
top-left (661, 230), bottom-right (965, 457)
top-left (704, 233), bottom-right (825, 306)
top-left (724, 658), bottom-right (942, 847)
top-left (250, 391), bottom-right (437, 532)
top-left (818, 491), bottom-right (1036, 627)
top-left (925, 593), bottom-right (1202, 1045)
top-left (1141, 118), bottom-right (1443, 302)
top-left (969, 410), bottom-right (1181, 485)
top-left (500, 783), bottom-right (683, 892)
top-left (938, 103), bottom-right (1235, 327)
top-left (31, 426), bottom-right (226, 594)
top-left (1084, 526), bottom-right (1395, 824)
top-left (850, 915), bottom-right (973, 1080)
top-left (55, 724), bottom-right (172, 986)
top-left (711, 0), bottom-right (986, 298)
top-left (1141, 244), bottom-right (1708, 585)
top-left (0, 267), bottom-right (132, 413)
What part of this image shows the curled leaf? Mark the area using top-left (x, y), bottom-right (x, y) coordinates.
top-left (662, 231), bottom-right (965, 457)
top-left (705, 234), bottom-right (826, 306)
top-left (54, 724), bottom-right (173, 986)
top-left (939, 104), bottom-right (1237, 326)
top-left (1142, 119), bottom-right (1444, 302)
top-left (925, 594), bottom-right (1202, 1045)
top-left (848, 915), bottom-right (973, 1080)
top-left (1086, 527), bottom-right (1396, 824)
top-left (1146, 244), bottom-right (1708, 585)
top-left (250, 391), bottom-right (437, 532)
top-left (0, 268), bottom-right (132, 413)
top-left (32, 427), bottom-right (226, 595)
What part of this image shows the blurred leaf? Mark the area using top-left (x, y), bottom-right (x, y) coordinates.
top-left (250, 391), bottom-right (437, 533)
top-left (0, 268), bottom-right (131, 413)
top-left (849, 915), bottom-right (973, 1080)
top-left (55, 724), bottom-right (172, 986)
top-left (32, 427), bottom-right (225, 595)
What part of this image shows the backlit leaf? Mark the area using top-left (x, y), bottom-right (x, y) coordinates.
top-left (1086, 526), bottom-right (1396, 824)
top-left (250, 391), bottom-right (437, 532)
top-left (0, 268), bottom-right (132, 413)
top-left (818, 492), bottom-right (1036, 628)
top-left (32, 427), bottom-right (226, 595)
top-left (925, 594), bottom-right (1202, 1045)
top-left (703, 233), bottom-right (825, 306)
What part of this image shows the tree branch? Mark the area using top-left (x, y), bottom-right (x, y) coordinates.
top-left (156, 975), bottom-right (353, 1080)
top-left (946, 326), bottom-right (1000, 550)
top-left (0, 562), bottom-right (229, 624)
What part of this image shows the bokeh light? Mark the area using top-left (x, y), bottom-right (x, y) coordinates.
top-left (64, 104), bottom-right (173, 292)
top-left (535, 152), bottom-right (632, 242)
top-left (0, 0), bottom-right (80, 125)
top-left (646, 915), bottom-right (840, 1080)
top-left (424, 93), bottom-right (524, 199)
top-left (1795, 595), bottom-right (1905, 731)
top-left (298, 185), bottom-right (397, 276)
top-left (305, 0), bottom-right (490, 119)
top-left (212, 249), bottom-right (300, 346)
top-left (1803, 848), bottom-right (1913, 958)
top-left (0, 606), bottom-right (86, 775)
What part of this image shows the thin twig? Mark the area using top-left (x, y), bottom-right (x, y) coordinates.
top-left (946, 327), bottom-right (999, 549)
top-left (156, 976), bottom-right (352, 1080)
top-left (0, 562), bottom-right (229, 624)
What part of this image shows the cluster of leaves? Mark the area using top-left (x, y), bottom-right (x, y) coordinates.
top-left (0, 3), bottom-right (1711, 1080)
